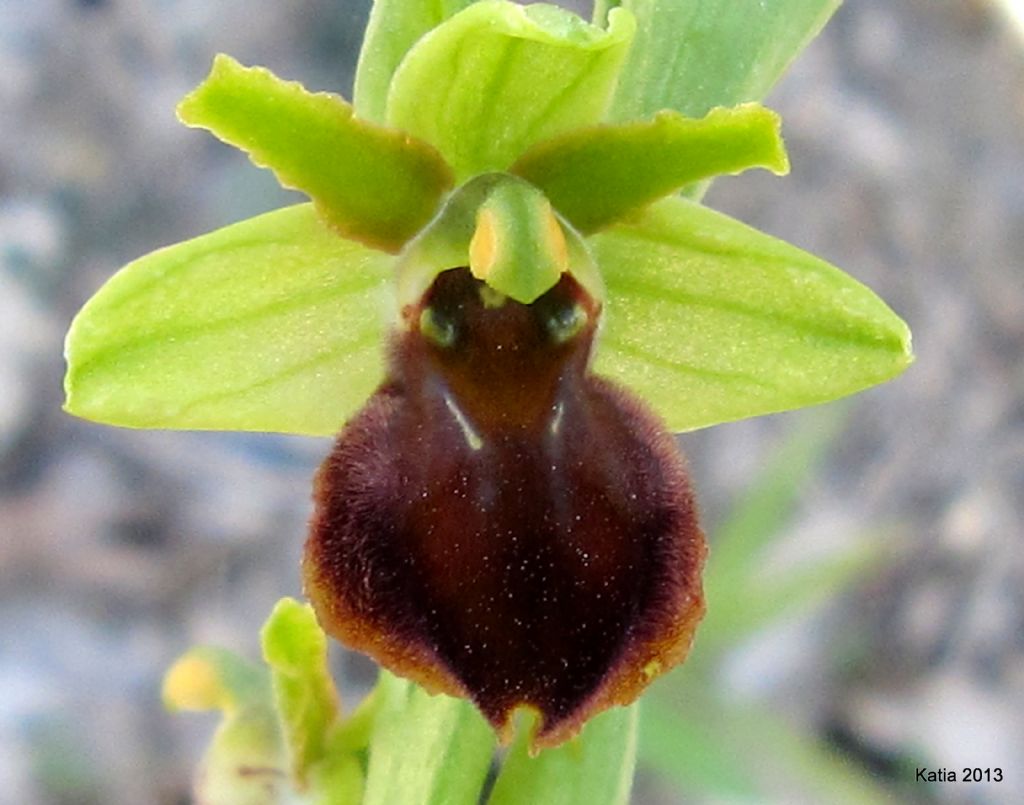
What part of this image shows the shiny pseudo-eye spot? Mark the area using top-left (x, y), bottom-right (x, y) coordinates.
top-left (544, 302), bottom-right (588, 344)
top-left (418, 306), bottom-right (457, 348)
top-left (304, 267), bottom-right (706, 751)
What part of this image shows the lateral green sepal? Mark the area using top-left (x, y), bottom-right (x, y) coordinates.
top-left (513, 104), bottom-right (788, 233)
top-left (178, 54), bottom-right (454, 253)
top-left (591, 197), bottom-right (913, 432)
top-left (63, 204), bottom-right (393, 436)
top-left (386, 1), bottom-right (636, 181)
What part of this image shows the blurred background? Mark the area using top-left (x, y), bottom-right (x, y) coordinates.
top-left (2, 0), bottom-right (1022, 802)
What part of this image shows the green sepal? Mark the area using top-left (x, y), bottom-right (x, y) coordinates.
top-left (354, 0), bottom-right (477, 123)
top-left (591, 197), bottom-right (913, 432)
top-left (600, 0), bottom-right (841, 121)
top-left (261, 598), bottom-right (341, 789)
top-left (386, 1), bottom-right (636, 181)
top-left (513, 104), bottom-right (788, 233)
top-left (362, 671), bottom-right (495, 805)
top-left (64, 204), bottom-right (392, 436)
top-left (396, 173), bottom-right (603, 306)
top-left (488, 705), bottom-right (638, 805)
top-left (178, 54), bottom-right (454, 253)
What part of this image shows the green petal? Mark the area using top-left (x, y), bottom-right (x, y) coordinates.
top-left (488, 706), bottom-right (638, 805)
top-left (261, 598), bottom-right (340, 788)
top-left (600, 0), bottom-right (841, 121)
top-left (591, 198), bottom-right (913, 432)
top-left (178, 54), bottom-right (453, 253)
top-left (354, 0), bottom-right (478, 123)
top-left (64, 204), bottom-right (393, 436)
top-left (362, 671), bottom-right (495, 805)
top-left (512, 104), bottom-right (788, 233)
top-left (387, 1), bottom-right (636, 181)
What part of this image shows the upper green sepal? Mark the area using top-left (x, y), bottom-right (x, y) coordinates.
top-left (512, 104), bottom-right (788, 233)
top-left (386, 1), bottom-right (636, 181)
top-left (592, 197), bottom-right (913, 432)
top-left (353, 0), bottom-right (478, 123)
top-left (178, 54), bottom-right (454, 253)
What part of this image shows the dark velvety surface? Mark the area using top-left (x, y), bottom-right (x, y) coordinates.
top-left (306, 269), bottom-right (705, 742)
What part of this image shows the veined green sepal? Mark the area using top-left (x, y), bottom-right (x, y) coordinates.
top-left (386, 1), bottom-right (636, 180)
top-left (592, 196), bottom-right (913, 432)
top-left (64, 204), bottom-right (393, 436)
top-left (353, 0), bottom-right (478, 123)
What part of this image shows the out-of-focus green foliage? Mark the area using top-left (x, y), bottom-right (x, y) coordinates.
top-left (638, 408), bottom-right (893, 802)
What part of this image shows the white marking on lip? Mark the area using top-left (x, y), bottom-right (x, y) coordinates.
top-left (549, 401), bottom-right (565, 436)
top-left (444, 393), bottom-right (484, 451)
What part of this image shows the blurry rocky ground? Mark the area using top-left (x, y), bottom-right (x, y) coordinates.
top-left (1, 0), bottom-right (1022, 803)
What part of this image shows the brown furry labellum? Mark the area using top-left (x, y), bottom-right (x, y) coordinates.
top-left (304, 266), bottom-right (706, 749)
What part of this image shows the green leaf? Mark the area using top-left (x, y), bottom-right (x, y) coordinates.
top-left (308, 753), bottom-right (365, 805)
top-left (642, 689), bottom-right (892, 803)
top-left (64, 204), bottom-right (393, 436)
top-left (354, 0), bottom-right (478, 123)
top-left (387, 0), bottom-right (636, 181)
top-left (709, 407), bottom-right (846, 584)
top-left (599, 0), bottom-right (841, 121)
top-left (178, 54), bottom-right (453, 252)
top-left (639, 696), bottom-right (759, 798)
top-left (261, 598), bottom-right (340, 788)
top-left (591, 197), bottom-right (912, 432)
top-left (704, 532), bottom-right (885, 647)
top-left (488, 705), bottom-right (638, 805)
top-left (362, 671), bottom-right (495, 805)
top-left (512, 104), bottom-right (788, 233)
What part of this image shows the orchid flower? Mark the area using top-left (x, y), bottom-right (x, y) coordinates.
top-left (65, 0), bottom-right (910, 799)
